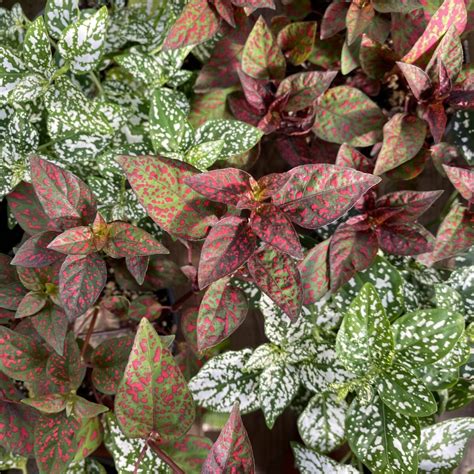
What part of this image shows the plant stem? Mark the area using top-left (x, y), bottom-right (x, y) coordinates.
top-left (80, 307), bottom-right (99, 360)
top-left (89, 71), bottom-right (104, 96)
top-left (133, 442), bottom-right (148, 474)
top-left (148, 438), bottom-right (184, 474)
top-left (171, 290), bottom-right (194, 311)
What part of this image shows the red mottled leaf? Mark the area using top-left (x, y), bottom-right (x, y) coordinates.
top-left (211, 0), bottom-right (235, 26)
top-left (71, 396), bottom-right (108, 419)
top-left (432, 203), bottom-right (474, 261)
top-left (346, 1), bottom-right (375, 45)
top-left (313, 86), bottom-right (386, 146)
top-left (359, 34), bottom-right (397, 80)
top-left (250, 204), bottom-right (303, 259)
top-left (30, 156), bottom-right (96, 227)
top-left (16, 291), bottom-right (47, 318)
top-left (0, 325), bottom-right (49, 383)
top-left (104, 222), bottom-right (169, 258)
top-left (126, 256), bottom-right (149, 286)
top-left (276, 71), bottom-right (338, 112)
top-left (17, 262), bottom-right (60, 292)
top-left (31, 304), bottom-right (68, 355)
top-left (8, 182), bottom-right (60, 235)
top-left (197, 277), bottom-right (248, 352)
top-left (374, 113), bottom-right (427, 175)
top-left (374, 190), bottom-right (443, 224)
top-left (277, 21), bottom-right (316, 66)
top-left (202, 403), bottom-right (255, 474)
top-left (21, 393), bottom-right (67, 414)
top-left (241, 16), bottom-right (286, 80)
top-left (377, 223), bottom-right (435, 255)
top-left (391, 10), bottom-right (428, 56)
top-left (329, 216), bottom-right (378, 290)
top-left (443, 165), bottom-right (474, 204)
top-left (232, 0), bottom-right (275, 9)
top-left (247, 246), bottom-right (302, 321)
top-left (298, 239), bottom-right (330, 305)
top-left (166, 434), bottom-right (213, 473)
top-left (11, 231), bottom-right (63, 268)
top-left (402, 0), bottom-right (467, 64)
top-left (0, 281), bottom-right (26, 311)
top-left (181, 306), bottom-right (200, 355)
top-left (34, 412), bottom-right (81, 474)
top-left (115, 318), bottom-right (195, 441)
top-left (163, 0), bottom-right (220, 50)
top-left (321, 1), bottom-right (349, 39)
top-left (422, 102), bottom-right (448, 143)
top-left (91, 335), bottom-right (134, 395)
top-left (431, 142), bottom-right (465, 172)
top-left (199, 216), bottom-right (257, 289)
top-left (128, 295), bottom-right (163, 322)
top-left (449, 90), bottom-right (474, 109)
top-left (59, 253), bottom-right (107, 320)
top-left (47, 226), bottom-right (96, 255)
top-left (273, 164), bottom-right (381, 229)
top-left (238, 69), bottom-right (272, 111)
top-left (144, 256), bottom-right (187, 290)
top-left (397, 62), bottom-right (432, 101)
top-left (384, 148), bottom-right (429, 181)
top-left (335, 143), bottom-right (374, 172)
top-left (118, 156), bottom-right (219, 240)
top-left (275, 135), bottom-right (339, 167)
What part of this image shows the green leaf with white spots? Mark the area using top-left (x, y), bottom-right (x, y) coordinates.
top-left (333, 256), bottom-right (405, 321)
top-left (0, 446), bottom-right (27, 472)
top-left (194, 120), bottom-right (263, 161)
top-left (23, 16), bottom-right (54, 76)
top-left (149, 87), bottom-right (194, 156)
top-left (291, 443), bottom-right (358, 474)
top-left (244, 343), bottom-right (283, 372)
top-left (448, 265), bottom-right (474, 320)
top-left (297, 393), bottom-right (346, 453)
top-left (336, 283), bottom-right (394, 375)
top-left (184, 139), bottom-right (224, 171)
top-left (103, 412), bottom-right (170, 474)
top-left (115, 50), bottom-right (165, 87)
top-left (258, 363), bottom-right (299, 429)
top-left (0, 46), bottom-right (25, 98)
top-left (44, 0), bottom-right (79, 40)
top-left (418, 418), bottom-right (474, 473)
top-left (376, 361), bottom-right (437, 417)
top-left (66, 458), bottom-right (107, 474)
top-left (346, 395), bottom-right (420, 474)
top-left (189, 349), bottom-right (260, 414)
top-left (434, 284), bottom-right (464, 314)
top-left (447, 379), bottom-right (474, 411)
top-left (392, 308), bottom-right (465, 367)
top-left (285, 337), bottom-right (320, 365)
top-left (299, 342), bottom-right (353, 393)
top-left (58, 7), bottom-right (109, 74)
top-left (8, 73), bottom-right (48, 103)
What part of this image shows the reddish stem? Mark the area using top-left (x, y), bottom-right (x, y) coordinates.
top-left (80, 307), bottom-right (99, 360)
top-left (133, 442), bottom-right (148, 474)
top-left (148, 436), bottom-right (185, 474)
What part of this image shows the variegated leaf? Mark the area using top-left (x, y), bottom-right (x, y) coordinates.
top-left (292, 443), bottom-right (357, 474)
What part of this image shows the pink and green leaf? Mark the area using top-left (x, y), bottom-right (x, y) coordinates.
top-left (276, 21), bottom-right (317, 66)
top-left (47, 226), bottom-right (96, 255)
top-left (346, 1), bottom-right (375, 45)
top-left (320, 2), bottom-right (349, 39)
top-left (443, 165), bottom-right (474, 204)
top-left (377, 223), bottom-right (436, 255)
top-left (125, 256), bottom-right (149, 286)
top-left (397, 62), bottom-right (433, 100)
top-left (16, 291), bottom-right (47, 318)
top-left (11, 231), bottom-right (63, 268)
top-left (335, 143), bottom-right (374, 173)
top-left (128, 295), bottom-right (163, 322)
top-left (31, 304), bottom-right (68, 355)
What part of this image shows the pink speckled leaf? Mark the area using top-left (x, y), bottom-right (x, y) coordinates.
top-left (34, 412), bottom-right (81, 474)
top-left (377, 223), bottom-right (436, 255)
top-left (421, 102), bottom-right (448, 143)
top-left (125, 255), bottom-right (149, 285)
top-left (313, 86), bottom-right (386, 146)
top-left (321, 1), bottom-right (349, 39)
top-left (346, 1), bottom-right (375, 45)
top-left (374, 113), bottom-right (427, 175)
top-left (384, 148), bottom-right (430, 181)
top-left (211, 0), bottom-right (235, 27)
top-left (104, 222), bottom-right (169, 258)
top-left (115, 318), bottom-right (195, 441)
top-left (402, 0), bottom-right (467, 64)
top-left (391, 10), bottom-right (428, 56)
top-left (197, 277), bottom-right (248, 352)
top-left (443, 165), bottom-right (474, 204)
top-left (250, 204), bottom-right (303, 259)
top-left (8, 182), bottom-right (60, 235)
top-left (329, 216), bottom-right (378, 290)
top-left (359, 34), bottom-right (398, 80)
top-left (165, 434), bottom-right (213, 473)
top-left (91, 335), bottom-right (134, 395)
top-left (396, 62), bottom-right (432, 101)
top-left (276, 71), bottom-right (338, 112)
top-left (30, 156), bottom-right (96, 227)
top-left (247, 246), bottom-right (302, 321)
top-left (163, 0), bottom-right (220, 50)
top-left (202, 403), bottom-right (255, 474)
top-left (298, 239), bottom-right (330, 305)
top-left (59, 253), bottom-right (107, 320)
top-left (273, 164), bottom-right (381, 229)
top-left (16, 291), bottom-right (47, 318)
top-left (242, 16), bottom-right (286, 80)
top-left (31, 304), bottom-right (68, 355)
top-left (11, 231), bottom-right (63, 268)
top-left (47, 226), bottom-right (96, 255)
top-left (118, 156), bottom-right (219, 240)
top-left (277, 21), bottom-right (317, 66)
top-left (335, 143), bottom-right (374, 172)
top-left (128, 295), bottom-right (163, 322)
top-left (16, 261), bottom-right (60, 292)
top-left (21, 393), bottom-right (67, 415)
top-left (432, 203), bottom-right (474, 261)
top-left (199, 216), bottom-right (257, 289)
top-left (0, 281), bottom-right (26, 311)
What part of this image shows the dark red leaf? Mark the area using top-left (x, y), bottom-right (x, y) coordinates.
top-left (321, 1), bottom-right (349, 39)
top-left (396, 61), bottom-right (432, 101)
top-left (449, 89), bottom-right (474, 109)
top-left (125, 255), bottom-right (149, 285)
top-left (335, 143), bottom-right (374, 173)
top-left (421, 102), bottom-right (448, 144)
top-left (377, 223), bottom-right (435, 255)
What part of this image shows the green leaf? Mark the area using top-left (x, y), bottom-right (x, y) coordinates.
top-left (58, 7), bottom-right (109, 74)
top-left (115, 319), bottom-right (195, 441)
top-left (418, 418), bottom-right (474, 473)
top-left (115, 50), bottom-right (165, 87)
top-left (447, 379), bottom-right (474, 411)
top-left (0, 46), bottom-right (25, 99)
top-left (23, 16), bottom-right (54, 75)
top-left (346, 396), bottom-right (420, 474)
top-left (44, 0), bottom-right (79, 40)
top-left (336, 283), bottom-right (394, 375)
top-left (184, 139), bottom-right (224, 171)
top-left (434, 284), bottom-right (465, 314)
top-left (392, 308), bottom-right (465, 366)
top-left (291, 443), bottom-right (358, 473)
top-left (297, 392), bottom-right (346, 453)
top-left (313, 86), bottom-right (386, 146)
top-left (376, 361), bottom-right (437, 417)
top-left (189, 349), bottom-right (260, 414)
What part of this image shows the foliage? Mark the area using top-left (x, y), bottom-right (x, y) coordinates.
top-left (0, 0), bottom-right (473, 473)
